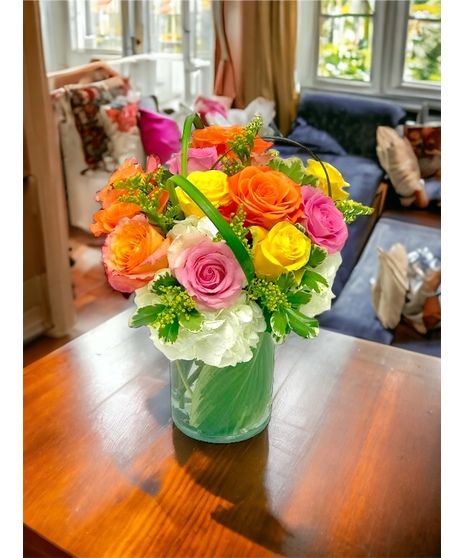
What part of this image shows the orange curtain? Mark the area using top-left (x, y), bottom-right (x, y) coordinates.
top-left (213, 0), bottom-right (298, 136)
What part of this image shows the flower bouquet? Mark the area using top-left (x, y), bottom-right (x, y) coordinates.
top-left (90, 113), bottom-right (373, 443)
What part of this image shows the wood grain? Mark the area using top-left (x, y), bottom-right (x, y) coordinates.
top-left (24, 309), bottom-right (440, 557)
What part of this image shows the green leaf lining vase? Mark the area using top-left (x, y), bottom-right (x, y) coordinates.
top-left (170, 331), bottom-right (275, 443)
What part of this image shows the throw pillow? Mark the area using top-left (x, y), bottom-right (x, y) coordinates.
top-left (403, 124), bottom-right (441, 180)
top-left (287, 118), bottom-right (347, 156)
top-left (99, 98), bottom-right (146, 169)
top-left (138, 107), bottom-right (181, 164)
top-left (65, 76), bottom-right (127, 169)
top-left (376, 126), bottom-right (429, 208)
top-left (371, 243), bottom-right (409, 329)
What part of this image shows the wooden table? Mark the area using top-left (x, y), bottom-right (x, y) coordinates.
top-left (23, 308), bottom-right (440, 558)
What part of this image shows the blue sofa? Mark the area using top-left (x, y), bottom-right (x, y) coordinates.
top-left (276, 91), bottom-right (441, 357)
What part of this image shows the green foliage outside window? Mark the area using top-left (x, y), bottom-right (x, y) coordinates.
top-left (317, 0), bottom-right (440, 85)
top-left (405, 0), bottom-right (441, 83)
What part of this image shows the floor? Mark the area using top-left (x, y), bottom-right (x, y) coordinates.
top-left (23, 226), bottom-right (135, 368)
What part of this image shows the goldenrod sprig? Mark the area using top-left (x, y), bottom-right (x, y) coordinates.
top-left (214, 206), bottom-right (252, 255)
top-left (249, 277), bottom-right (290, 313)
top-left (215, 114), bottom-right (264, 176)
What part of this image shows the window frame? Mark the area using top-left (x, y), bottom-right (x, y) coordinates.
top-left (296, 0), bottom-right (440, 110)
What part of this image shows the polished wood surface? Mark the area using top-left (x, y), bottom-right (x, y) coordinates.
top-left (23, 309), bottom-right (440, 557)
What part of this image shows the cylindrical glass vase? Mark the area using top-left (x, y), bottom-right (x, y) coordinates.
top-left (170, 331), bottom-right (275, 443)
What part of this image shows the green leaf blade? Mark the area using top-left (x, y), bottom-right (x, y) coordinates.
top-left (189, 332), bottom-right (275, 434)
top-left (300, 270), bottom-right (329, 293)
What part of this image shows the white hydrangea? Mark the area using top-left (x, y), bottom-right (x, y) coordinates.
top-left (299, 252), bottom-right (343, 318)
top-left (168, 215), bottom-right (217, 240)
top-left (133, 283), bottom-right (266, 367)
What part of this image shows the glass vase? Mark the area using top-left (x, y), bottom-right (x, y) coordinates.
top-left (170, 331), bottom-right (275, 443)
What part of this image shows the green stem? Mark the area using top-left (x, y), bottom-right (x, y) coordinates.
top-left (165, 178), bottom-right (184, 219)
top-left (176, 360), bottom-right (194, 397)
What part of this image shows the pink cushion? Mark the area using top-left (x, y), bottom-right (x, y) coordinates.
top-left (138, 107), bottom-right (181, 164)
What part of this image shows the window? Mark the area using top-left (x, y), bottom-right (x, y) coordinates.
top-left (66, 0), bottom-right (212, 59)
top-left (297, 0), bottom-right (441, 108)
top-left (317, 0), bottom-right (375, 83)
top-left (68, 0), bottom-right (123, 53)
top-left (145, 0), bottom-right (213, 57)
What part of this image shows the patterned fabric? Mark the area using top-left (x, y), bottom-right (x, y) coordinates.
top-left (99, 102), bottom-right (145, 169)
top-left (403, 124), bottom-right (441, 179)
top-left (67, 79), bottom-right (126, 169)
top-left (104, 102), bottom-right (139, 132)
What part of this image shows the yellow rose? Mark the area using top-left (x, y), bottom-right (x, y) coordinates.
top-left (176, 170), bottom-right (231, 217)
top-left (306, 160), bottom-right (350, 201)
top-left (251, 222), bottom-right (311, 281)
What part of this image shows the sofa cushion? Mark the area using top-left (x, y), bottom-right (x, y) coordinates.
top-left (295, 91), bottom-right (406, 161)
top-left (403, 123), bottom-right (441, 180)
top-left (287, 117), bottom-right (347, 155)
top-left (138, 107), bottom-right (181, 164)
top-left (99, 99), bottom-right (146, 169)
top-left (376, 126), bottom-right (429, 208)
top-left (65, 76), bottom-right (127, 169)
top-left (318, 217), bottom-right (441, 357)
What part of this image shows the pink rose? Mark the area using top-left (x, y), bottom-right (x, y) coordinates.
top-left (168, 236), bottom-right (245, 310)
top-left (299, 186), bottom-right (348, 253)
top-left (166, 147), bottom-right (221, 175)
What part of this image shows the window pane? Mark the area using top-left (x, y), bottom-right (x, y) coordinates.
top-left (403, 0), bottom-right (441, 84)
top-left (318, 13), bottom-right (373, 82)
top-left (149, 0), bottom-right (182, 53)
top-left (83, 0), bottom-right (122, 52)
top-left (147, 0), bottom-right (212, 58)
top-left (194, 0), bottom-right (213, 59)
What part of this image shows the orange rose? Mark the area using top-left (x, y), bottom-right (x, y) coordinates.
top-left (191, 125), bottom-right (273, 158)
top-left (90, 202), bottom-right (142, 237)
top-left (95, 158), bottom-right (145, 209)
top-left (227, 166), bottom-right (303, 229)
top-left (109, 157), bottom-right (145, 184)
top-left (102, 214), bottom-right (171, 293)
top-left (95, 181), bottom-right (131, 209)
